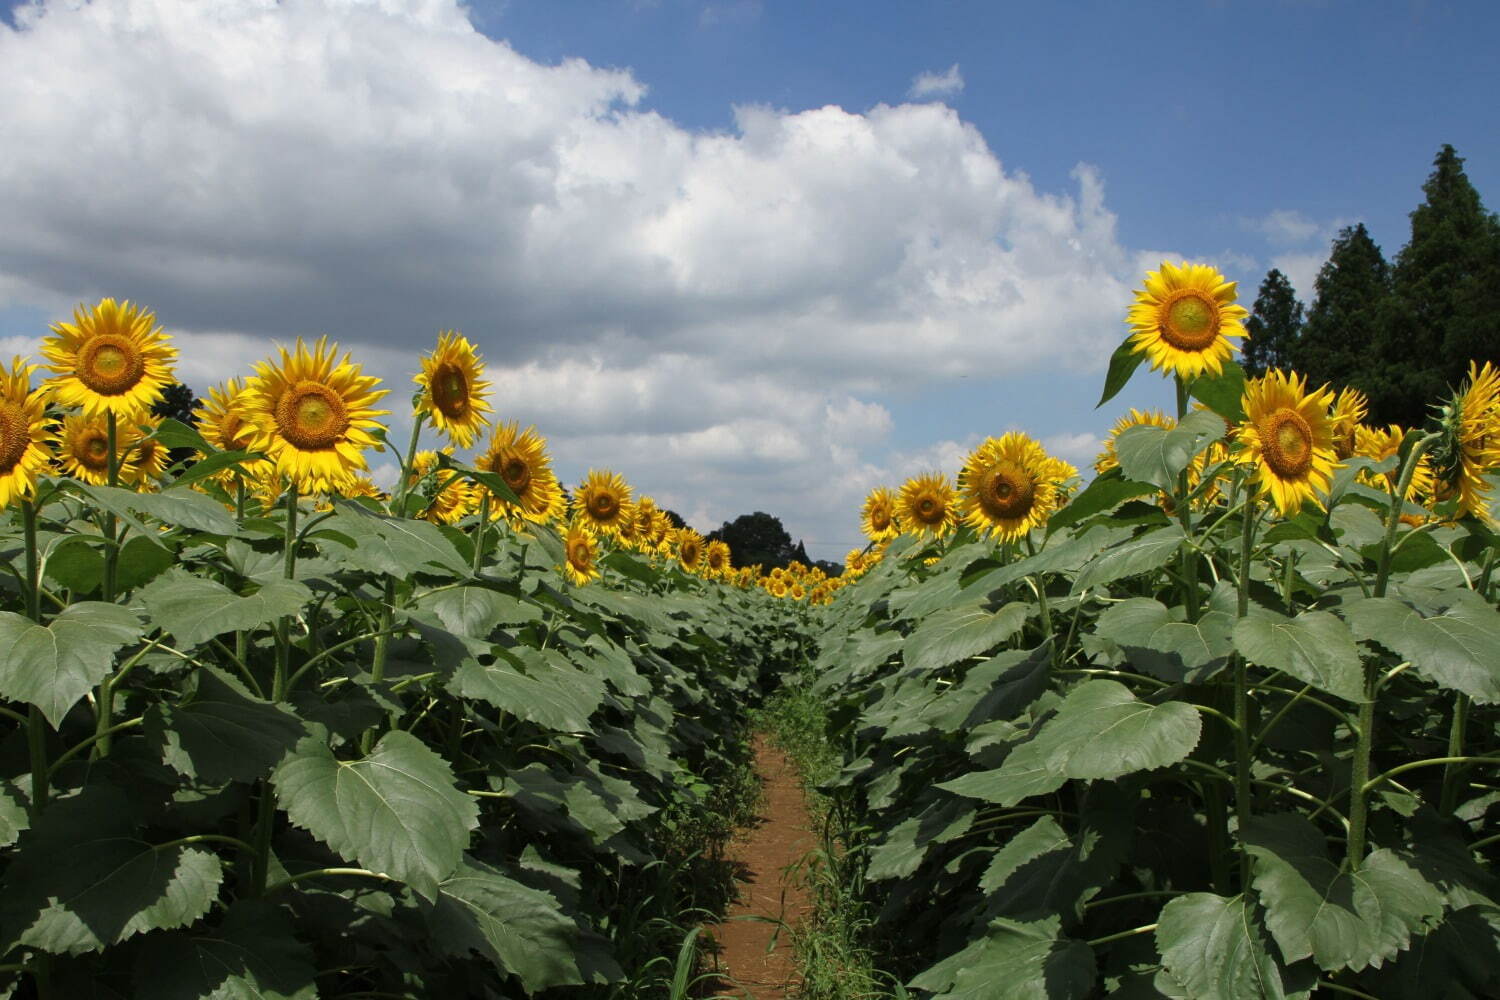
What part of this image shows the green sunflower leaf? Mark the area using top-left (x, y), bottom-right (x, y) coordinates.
top-left (132, 900), bottom-right (317, 1000)
top-left (1232, 611), bottom-right (1365, 703)
top-left (1155, 893), bottom-right (1288, 1000)
top-left (903, 601), bottom-right (1030, 672)
top-left (272, 730), bottom-right (478, 900)
top-left (0, 602), bottom-right (144, 728)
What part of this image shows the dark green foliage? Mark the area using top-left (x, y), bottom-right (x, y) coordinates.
top-left (1377, 144), bottom-right (1500, 424)
top-left (708, 510), bottom-right (800, 569)
top-left (1290, 222), bottom-right (1390, 397)
top-left (1241, 268), bottom-right (1304, 378)
top-left (150, 381), bottom-right (201, 426)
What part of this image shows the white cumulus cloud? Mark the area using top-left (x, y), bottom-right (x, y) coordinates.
top-left (0, 0), bottom-right (1173, 544)
top-left (908, 63), bottom-right (964, 99)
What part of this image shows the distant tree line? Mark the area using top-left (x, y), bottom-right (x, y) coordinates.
top-left (706, 511), bottom-right (841, 575)
top-left (1241, 144), bottom-right (1500, 426)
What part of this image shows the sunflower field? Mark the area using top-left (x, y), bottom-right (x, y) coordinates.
top-left (799, 262), bottom-right (1500, 998)
top-left (0, 306), bottom-right (820, 998)
top-left (1, 258), bottom-right (1498, 999)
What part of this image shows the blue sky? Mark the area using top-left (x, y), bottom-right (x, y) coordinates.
top-left (1, 0), bottom-right (1496, 554)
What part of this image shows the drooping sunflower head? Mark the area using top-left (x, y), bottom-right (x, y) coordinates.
top-left (897, 472), bottom-right (956, 539)
top-left (408, 449), bottom-right (478, 525)
top-left (860, 486), bottom-right (900, 542)
top-left (959, 432), bottom-right (1073, 542)
top-left (477, 421), bottom-right (562, 524)
top-left (576, 469), bottom-right (633, 536)
top-left (705, 540), bottom-right (732, 577)
top-left (1237, 369), bottom-right (1339, 515)
top-left (193, 378), bottom-right (271, 489)
top-left (675, 528), bottom-right (704, 571)
top-left (628, 496), bottom-right (660, 549)
top-left (1126, 261), bottom-right (1248, 380)
top-left (1431, 361), bottom-right (1500, 522)
top-left (1094, 409), bottom-right (1176, 475)
top-left (239, 337), bottom-right (389, 494)
top-left (1329, 386), bottom-right (1369, 461)
top-left (41, 298), bottom-right (177, 420)
top-left (1355, 423), bottom-right (1436, 508)
top-left (0, 357), bottom-right (55, 510)
top-left (120, 417), bottom-right (169, 491)
top-left (414, 331), bottom-right (491, 449)
top-left (56, 412), bottom-right (135, 486)
top-left (562, 522), bottom-right (601, 586)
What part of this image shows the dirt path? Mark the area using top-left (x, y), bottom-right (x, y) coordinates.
top-left (702, 733), bottom-right (816, 999)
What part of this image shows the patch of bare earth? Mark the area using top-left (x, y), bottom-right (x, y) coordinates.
top-left (700, 734), bottom-right (815, 999)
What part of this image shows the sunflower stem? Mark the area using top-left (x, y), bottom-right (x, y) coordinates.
top-left (1174, 376), bottom-right (1200, 620)
top-left (1232, 494), bottom-right (1258, 888)
top-left (472, 493), bottom-right (491, 575)
top-left (253, 482), bottom-right (299, 896)
top-left (21, 500), bottom-right (49, 823)
top-left (393, 413), bottom-right (425, 515)
top-left (92, 416), bottom-right (124, 758)
top-left (1348, 432), bottom-right (1440, 870)
top-left (1440, 694), bottom-right (1471, 814)
top-left (362, 576), bottom-right (398, 755)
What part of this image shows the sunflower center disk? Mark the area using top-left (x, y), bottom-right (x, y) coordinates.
top-left (589, 494), bottom-right (618, 519)
top-left (1262, 409), bottom-right (1315, 478)
top-left (568, 540), bottom-right (591, 568)
top-left (916, 496), bottom-right (941, 522)
top-left (220, 415), bottom-right (253, 452)
top-left (81, 432), bottom-right (111, 470)
top-left (77, 335), bottom-right (147, 396)
top-left (980, 463), bottom-right (1036, 520)
top-left (431, 365), bottom-right (469, 419)
top-left (0, 402), bottom-right (30, 472)
top-left (1160, 292), bottom-right (1221, 351)
top-left (277, 382), bottom-right (350, 450)
top-left (499, 455), bottom-right (531, 494)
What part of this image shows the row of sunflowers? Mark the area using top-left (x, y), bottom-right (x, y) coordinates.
top-left (801, 260), bottom-right (1500, 999)
top-left (846, 259), bottom-right (1496, 561)
top-left (0, 303), bottom-right (864, 602)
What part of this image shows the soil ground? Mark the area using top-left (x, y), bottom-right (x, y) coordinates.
top-left (700, 733), bottom-right (815, 999)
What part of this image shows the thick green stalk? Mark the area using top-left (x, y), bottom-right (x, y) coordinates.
top-left (1348, 433), bottom-right (1437, 870)
top-left (21, 501), bottom-right (48, 822)
top-left (1174, 376), bottom-right (1200, 620)
top-left (252, 483), bottom-right (299, 895)
top-left (1440, 695), bottom-right (1470, 814)
top-left (94, 413), bottom-right (122, 757)
top-left (1232, 495), bottom-right (1257, 887)
top-left (471, 493), bottom-right (491, 575)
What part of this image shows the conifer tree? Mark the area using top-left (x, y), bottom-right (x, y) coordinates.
top-left (1378, 144), bottom-right (1500, 424)
top-left (1290, 223), bottom-right (1390, 400)
top-left (1241, 268), bottom-right (1303, 378)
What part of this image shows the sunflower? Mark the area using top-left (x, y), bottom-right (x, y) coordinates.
top-left (1355, 424), bottom-right (1435, 509)
top-left (576, 469), bottom-right (633, 537)
top-left (0, 358), bottom-right (54, 510)
top-left (57, 412), bottom-right (135, 486)
top-left (959, 432), bottom-right (1073, 542)
top-left (414, 331), bottom-right (491, 450)
top-left (562, 523), bottom-right (601, 586)
top-left (705, 540), bottom-right (732, 578)
top-left (628, 496), bottom-right (661, 550)
top-left (769, 577), bottom-right (789, 599)
top-left (194, 378), bottom-right (271, 487)
top-left (407, 449), bottom-right (477, 525)
top-left (860, 486), bottom-right (900, 542)
top-left (239, 337), bottom-right (389, 494)
top-left (1329, 386), bottom-right (1369, 460)
top-left (1431, 361), bottom-right (1500, 522)
top-left (120, 417), bottom-right (169, 490)
top-left (475, 421), bottom-right (562, 524)
top-left (675, 528), bottom-right (704, 571)
top-left (1126, 261), bottom-right (1248, 380)
top-left (41, 298), bottom-right (177, 420)
top-left (1094, 409), bottom-right (1176, 475)
top-left (897, 472), bottom-right (956, 539)
top-left (1237, 369), bottom-right (1339, 515)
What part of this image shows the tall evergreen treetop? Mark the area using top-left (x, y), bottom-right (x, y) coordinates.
top-left (1290, 223), bottom-right (1390, 400)
top-left (1241, 268), bottom-right (1303, 378)
top-left (1380, 144), bottom-right (1500, 423)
